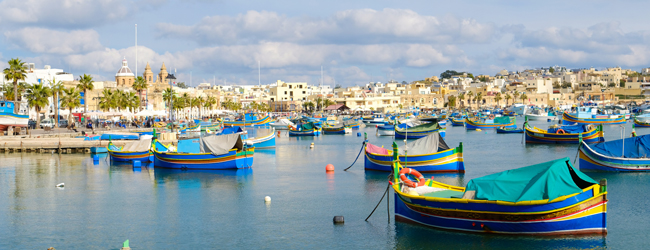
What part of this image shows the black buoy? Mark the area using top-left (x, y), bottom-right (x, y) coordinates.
top-left (333, 216), bottom-right (345, 224)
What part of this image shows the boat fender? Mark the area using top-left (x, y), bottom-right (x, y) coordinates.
top-left (556, 129), bottom-right (566, 134)
top-left (399, 168), bottom-right (426, 188)
top-left (488, 114), bottom-right (495, 120)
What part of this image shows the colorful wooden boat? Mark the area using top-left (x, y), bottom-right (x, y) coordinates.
top-left (465, 117), bottom-right (516, 130)
top-left (579, 134), bottom-right (650, 171)
top-left (391, 147), bottom-right (608, 235)
top-left (449, 118), bottom-right (465, 126)
top-left (343, 120), bottom-right (360, 129)
top-left (107, 139), bottom-right (170, 162)
top-left (496, 127), bottom-right (524, 134)
top-left (152, 134), bottom-right (254, 170)
top-left (323, 125), bottom-right (346, 134)
top-left (524, 124), bottom-right (604, 144)
top-left (223, 115), bottom-right (272, 127)
top-left (377, 125), bottom-right (395, 136)
top-left (562, 110), bottom-right (625, 125)
top-left (244, 128), bottom-right (276, 148)
top-left (0, 100), bottom-right (28, 133)
top-left (395, 122), bottom-right (446, 139)
top-left (100, 132), bottom-right (140, 140)
top-left (288, 122), bottom-right (322, 136)
top-left (180, 124), bottom-right (201, 133)
top-left (365, 134), bottom-right (463, 173)
top-left (634, 118), bottom-right (650, 127)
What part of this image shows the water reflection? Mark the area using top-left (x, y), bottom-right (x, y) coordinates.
top-left (153, 168), bottom-right (254, 190)
top-left (394, 223), bottom-right (606, 249)
top-left (364, 170), bottom-right (465, 188)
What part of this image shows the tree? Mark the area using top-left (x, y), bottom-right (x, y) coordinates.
top-left (401, 81), bottom-right (407, 84)
top-left (49, 79), bottom-right (64, 127)
top-left (98, 89), bottom-right (114, 111)
top-left (314, 97), bottom-right (323, 111)
top-left (163, 88), bottom-right (175, 115)
top-left (620, 79), bottom-right (626, 88)
top-left (458, 92), bottom-right (465, 108)
top-left (505, 93), bottom-right (512, 106)
top-left (25, 82), bottom-right (52, 128)
top-left (549, 67), bottom-right (555, 73)
top-left (495, 92), bottom-right (502, 107)
top-left (323, 99), bottom-right (335, 109)
top-left (176, 82), bottom-right (188, 89)
top-left (3, 58), bottom-right (28, 113)
top-left (478, 76), bottom-right (489, 82)
top-left (608, 82), bottom-right (616, 87)
top-left (561, 81), bottom-right (572, 88)
top-left (553, 81), bottom-right (560, 89)
top-left (513, 92), bottom-right (520, 103)
top-left (132, 76), bottom-right (148, 111)
top-left (126, 91), bottom-right (140, 112)
top-left (334, 84), bottom-right (342, 89)
top-left (475, 92), bottom-right (483, 108)
top-left (447, 95), bottom-right (456, 109)
top-left (195, 96), bottom-right (204, 118)
top-left (520, 93), bottom-right (528, 104)
top-left (60, 87), bottom-right (81, 126)
top-left (440, 70), bottom-right (460, 79)
top-left (77, 74), bottom-right (94, 113)
top-left (205, 96), bottom-right (217, 113)
top-left (466, 91), bottom-right (474, 108)
top-left (467, 73), bottom-right (474, 79)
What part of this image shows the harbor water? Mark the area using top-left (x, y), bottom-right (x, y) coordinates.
top-left (0, 119), bottom-right (648, 249)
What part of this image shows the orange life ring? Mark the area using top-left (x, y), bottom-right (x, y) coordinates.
top-left (399, 168), bottom-right (426, 188)
top-left (489, 114), bottom-right (495, 120)
top-left (556, 129), bottom-right (566, 134)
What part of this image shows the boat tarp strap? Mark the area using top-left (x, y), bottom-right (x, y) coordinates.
top-left (590, 134), bottom-right (650, 158)
top-left (399, 133), bottom-right (449, 155)
top-left (464, 157), bottom-right (596, 202)
top-left (200, 134), bottom-right (243, 155)
top-left (123, 138), bottom-right (152, 152)
top-left (493, 116), bottom-right (511, 124)
top-left (365, 143), bottom-right (389, 155)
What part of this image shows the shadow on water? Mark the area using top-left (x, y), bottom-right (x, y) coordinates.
top-left (394, 223), bottom-right (607, 250)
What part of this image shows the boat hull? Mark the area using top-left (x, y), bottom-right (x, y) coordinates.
top-left (449, 119), bottom-right (464, 126)
top-left (395, 128), bottom-right (446, 139)
top-left (465, 118), bottom-right (515, 130)
top-left (525, 127), bottom-right (603, 144)
top-left (109, 150), bottom-right (153, 162)
top-left (634, 119), bottom-right (650, 127)
top-left (0, 112), bottom-right (29, 131)
top-left (526, 114), bottom-right (555, 121)
top-left (579, 143), bottom-right (650, 171)
top-left (153, 148), bottom-right (254, 170)
top-left (223, 116), bottom-right (272, 127)
top-left (245, 131), bottom-right (276, 148)
top-left (377, 128), bottom-right (395, 136)
top-left (323, 127), bottom-right (346, 134)
top-left (562, 112), bottom-right (625, 125)
top-left (364, 147), bottom-right (464, 173)
top-left (288, 128), bottom-right (322, 136)
top-left (496, 128), bottom-right (523, 134)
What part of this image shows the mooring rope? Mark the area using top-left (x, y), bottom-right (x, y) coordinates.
top-left (344, 140), bottom-right (366, 171)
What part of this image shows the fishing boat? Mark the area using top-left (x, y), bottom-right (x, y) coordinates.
top-left (634, 118), bottom-right (650, 127)
top-left (362, 113), bottom-right (387, 124)
top-left (465, 116), bottom-right (515, 130)
top-left (524, 124), bottom-right (604, 144)
top-left (343, 120), bottom-right (360, 129)
top-left (269, 118), bottom-right (294, 130)
top-left (579, 134), bottom-right (650, 171)
top-left (100, 132), bottom-right (140, 140)
top-left (107, 139), bottom-right (170, 162)
top-left (152, 134), bottom-right (254, 170)
top-left (222, 115), bottom-right (272, 127)
top-left (496, 127), bottom-right (524, 134)
top-left (562, 107), bottom-right (625, 125)
top-left (395, 122), bottom-right (446, 139)
top-left (323, 124), bottom-right (347, 134)
top-left (288, 122), bottom-right (322, 136)
top-left (525, 109), bottom-right (556, 121)
top-left (449, 118), bottom-right (465, 127)
top-left (180, 124), bottom-right (201, 133)
top-left (244, 128), bottom-right (276, 148)
top-left (505, 103), bottom-right (527, 116)
top-left (377, 124), bottom-right (395, 136)
top-left (392, 150), bottom-right (607, 235)
top-left (365, 133), bottom-right (463, 173)
top-left (0, 100), bottom-right (28, 133)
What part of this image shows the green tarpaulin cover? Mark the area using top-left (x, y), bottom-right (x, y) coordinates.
top-left (300, 122), bottom-right (315, 130)
top-left (399, 122), bottom-right (441, 132)
top-left (494, 116), bottom-right (512, 124)
top-left (464, 157), bottom-right (596, 202)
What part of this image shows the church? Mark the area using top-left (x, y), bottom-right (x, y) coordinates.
top-left (114, 58), bottom-right (174, 110)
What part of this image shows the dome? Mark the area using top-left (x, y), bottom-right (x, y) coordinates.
top-left (116, 58), bottom-right (135, 77)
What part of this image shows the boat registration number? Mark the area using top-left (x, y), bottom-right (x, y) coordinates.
top-left (534, 133), bottom-right (543, 137)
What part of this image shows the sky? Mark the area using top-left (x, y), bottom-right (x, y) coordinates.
top-left (1, 0), bottom-right (650, 87)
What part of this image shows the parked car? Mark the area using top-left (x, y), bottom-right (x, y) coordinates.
top-left (58, 119), bottom-right (68, 128)
top-left (28, 119), bottom-right (36, 129)
top-left (40, 119), bottom-right (55, 129)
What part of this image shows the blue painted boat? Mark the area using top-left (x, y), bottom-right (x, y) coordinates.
top-left (395, 122), bottom-right (445, 139)
top-left (289, 122), bottom-right (321, 136)
top-left (108, 139), bottom-right (153, 162)
top-left (391, 148), bottom-right (607, 235)
top-left (465, 116), bottom-right (516, 130)
top-left (0, 100), bottom-right (28, 133)
top-left (525, 124), bottom-right (604, 144)
top-left (100, 132), bottom-right (140, 140)
top-left (377, 124), bottom-right (395, 136)
top-left (634, 118), bottom-right (650, 127)
top-left (365, 133), bottom-right (463, 173)
top-left (153, 134), bottom-right (254, 170)
top-left (343, 120), bottom-right (360, 129)
top-left (496, 127), bottom-right (523, 134)
top-left (449, 118), bottom-right (465, 126)
top-left (223, 114), bottom-right (272, 127)
top-left (562, 107), bottom-right (625, 125)
top-left (244, 128), bottom-right (276, 148)
top-left (579, 134), bottom-right (650, 171)
top-left (323, 124), bottom-right (346, 134)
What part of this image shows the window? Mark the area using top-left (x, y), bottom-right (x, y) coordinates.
top-left (284, 91), bottom-right (287, 95)
top-left (302, 91), bottom-right (306, 94)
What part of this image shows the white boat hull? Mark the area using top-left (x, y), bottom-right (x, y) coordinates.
top-left (377, 129), bottom-right (395, 136)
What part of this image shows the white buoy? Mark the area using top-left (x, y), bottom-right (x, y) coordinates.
top-left (264, 196), bottom-right (271, 202)
top-left (56, 183), bottom-right (64, 187)
top-left (310, 142), bottom-right (314, 148)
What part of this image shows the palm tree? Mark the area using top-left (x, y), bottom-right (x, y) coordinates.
top-left (163, 88), bottom-right (175, 116)
top-left (249, 101), bottom-right (258, 112)
top-left (132, 76), bottom-right (147, 111)
top-left (458, 92), bottom-right (465, 108)
top-left (3, 58), bottom-right (28, 113)
top-left (126, 91), bottom-right (140, 112)
top-left (520, 93), bottom-right (528, 104)
top-left (315, 97), bottom-right (323, 111)
top-left (98, 89), bottom-right (114, 111)
top-left (505, 93), bottom-right (512, 106)
top-left (195, 96), bottom-right (204, 118)
top-left (181, 93), bottom-right (190, 119)
top-left (466, 91), bottom-right (473, 109)
top-left (513, 92), bottom-right (520, 104)
top-left (323, 99), bottom-right (335, 110)
top-left (475, 92), bottom-right (483, 108)
top-left (77, 74), bottom-right (94, 113)
top-left (303, 101), bottom-right (315, 112)
top-left (447, 95), bottom-right (457, 109)
top-left (50, 79), bottom-right (65, 127)
top-left (25, 82), bottom-right (52, 128)
top-left (60, 87), bottom-right (81, 126)
top-left (494, 92), bottom-right (502, 107)
top-left (205, 96), bottom-right (217, 115)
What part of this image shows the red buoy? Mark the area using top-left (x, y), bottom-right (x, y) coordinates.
top-left (326, 164), bottom-right (335, 172)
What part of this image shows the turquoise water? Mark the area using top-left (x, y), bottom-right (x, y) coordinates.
top-left (0, 120), bottom-right (647, 249)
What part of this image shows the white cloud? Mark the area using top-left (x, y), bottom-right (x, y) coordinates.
top-left (155, 9), bottom-right (496, 45)
top-left (0, 0), bottom-right (136, 28)
top-left (5, 28), bottom-right (104, 54)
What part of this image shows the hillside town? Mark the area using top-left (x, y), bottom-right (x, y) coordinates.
top-left (3, 57), bottom-right (650, 126)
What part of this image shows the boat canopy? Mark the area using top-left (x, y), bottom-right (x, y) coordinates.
top-left (464, 157), bottom-right (596, 202)
top-left (398, 133), bottom-right (449, 155)
top-left (493, 116), bottom-right (511, 124)
top-left (200, 134), bottom-right (243, 155)
top-left (299, 122), bottom-right (316, 130)
top-left (547, 124), bottom-right (588, 134)
top-left (123, 138), bottom-right (152, 152)
top-left (590, 134), bottom-right (650, 158)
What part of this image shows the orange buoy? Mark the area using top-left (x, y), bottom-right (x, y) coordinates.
top-left (326, 164), bottom-right (335, 172)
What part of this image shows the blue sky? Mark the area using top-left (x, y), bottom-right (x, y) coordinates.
top-left (1, 0), bottom-right (649, 86)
